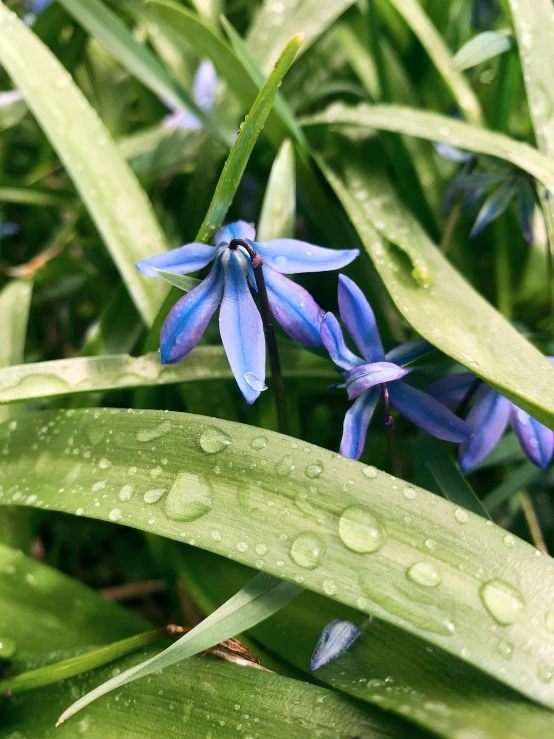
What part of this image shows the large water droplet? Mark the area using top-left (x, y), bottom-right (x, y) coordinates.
top-left (289, 532), bottom-right (326, 569)
top-left (250, 436), bottom-right (268, 450)
top-left (165, 473), bottom-right (213, 521)
top-left (109, 508), bottom-right (122, 522)
top-left (272, 255), bottom-right (288, 268)
top-left (363, 466), bottom-right (378, 479)
top-left (199, 427), bottom-right (231, 454)
top-left (338, 505), bottom-right (386, 554)
top-left (402, 487), bottom-right (417, 500)
top-left (143, 488), bottom-right (166, 504)
top-left (118, 485), bottom-right (134, 502)
top-left (136, 420), bottom-right (172, 443)
top-left (305, 463), bottom-right (323, 479)
top-left (407, 562), bottom-right (441, 588)
top-left (480, 579), bottom-right (525, 625)
top-left (454, 508), bottom-right (469, 524)
top-left (275, 454), bottom-right (295, 477)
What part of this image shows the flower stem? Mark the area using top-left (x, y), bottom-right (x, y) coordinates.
top-left (230, 238), bottom-right (289, 435)
top-left (381, 383), bottom-right (402, 478)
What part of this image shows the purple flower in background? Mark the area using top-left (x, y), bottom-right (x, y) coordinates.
top-left (163, 60), bottom-right (217, 130)
top-left (137, 221), bottom-right (358, 404)
top-left (27, 0), bottom-right (54, 13)
top-left (0, 214), bottom-right (19, 241)
top-left (321, 275), bottom-right (470, 459)
top-left (310, 620), bottom-right (361, 671)
top-left (0, 90), bottom-right (23, 108)
top-left (429, 370), bottom-right (554, 471)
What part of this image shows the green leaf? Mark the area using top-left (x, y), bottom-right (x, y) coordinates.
top-left (153, 269), bottom-right (202, 292)
top-left (257, 139), bottom-right (296, 241)
top-left (0, 2), bottom-right (169, 326)
top-left (0, 347), bottom-right (332, 404)
top-left (316, 152), bottom-right (554, 429)
top-left (0, 92), bottom-right (27, 131)
top-left (483, 462), bottom-right (544, 511)
top-left (57, 573), bottom-right (302, 722)
top-left (302, 102), bottom-right (554, 193)
top-left (2, 408), bottom-right (554, 709)
top-left (453, 30), bottom-right (513, 71)
top-left (0, 186), bottom-right (74, 207)
top-left (385, 0), bottom-right (483, 123)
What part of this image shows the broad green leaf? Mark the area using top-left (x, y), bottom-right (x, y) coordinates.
top-left (317, 152), bottom-right (554, 429)
top-left (0, 347), bottom-right (332, 404)
top-left (257, 139), bottom-right (296, 241)
top-left (385, 0), bottom-right (483, 123)
top-left (453, 30), bottom-right (513, 71)
top-left (58, 573), bottom-right (302, 722)
top-left (180, 548), bottom-right (554, 739)
top-left (302, 103), bottom-right (554, 193)
top-left (2, 408), bottom-right (554, 708)
top-left (0, 2), bottom-right (169, 325)
top-left (5, 648), bottom-right (408, 739)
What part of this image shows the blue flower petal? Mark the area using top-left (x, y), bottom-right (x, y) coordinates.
top-left (163, 108), bottom-right (202, 130)
top-left (459, 389), bottom-right (511, 471)
top-left (338, 275), bottom-right (385, 362)
top-left (389, 381), bottom-right (471, 443)
top-left (427, 372), bottom-right (477, 409)
top-left (215, 221), bottom-right (256, 245)
top-left (515, 179), bottom-right (536, 245)
top-left (510, 406), bottom-right (554, 469)
top-left (385, 339), bottom-right (433, 367)
top-left (470, 181), bottom-right (517, 238)
top-left (310, 620), bottom-right (362, 671)
top-left (434, 141), bottom-right (473, 163)
top-left (255, 239), bottom-right (358, 274)
top-left (160, 255), bottom-right (224, 364)
top-left (193, 60), bottom-right (218, 112)
top-left (29, 0), bottom-right (53, 13)
top-left (136, 243), bottom-right (216, 278)
top-left (219, 251), bottom-right (265, 404)
top-left (340, 388), bottom-right (380, 460)
top-left (320, 312), bottom-right (362, 371)
top-left (0, 222), bottom-right (20, 237)
top-left (345, 362), bottom-right (411, 400)
top-left (264, 267), bottom-right (325, 347)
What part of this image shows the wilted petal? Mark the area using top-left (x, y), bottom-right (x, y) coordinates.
top-left (338, 275), bottom-right (385, 362)
top-left (320, 312), bottom-right (362, 371)
top-left (459, 389), bottom-right (511, 471)
top-left (340, 388), bottom-right (380, 460)
top-left (136, 243), bottom-right (215, 277)
top-left (310, 620), bottom-right (362, 671)
top-left (515, 178), bottom-right (536, 245)
top-left (264, 267), bottom-right (325, 347)
top-left (345, 362), bottom-right (410, 400)
top-left (390, 381), bottom-right (470, 443)
top-left (510, 406), bottom-right (554, 468)
top-left (470, 181), bottom-right (517, 238)
top-left (160, 255), bottom-right (224, 364)
top-left (193, 60), bottom-right (218, 112)
top-left (434, 141), bottom-right (473, 163)
top-left (256, 239), bottom-right (358, 274)
top-left (215, 221), bottom-right (256, 245)
top-left (219, 251), bottom-right (265, 404)
top-left (385, 339), bottom-right (433, 367)
top-left (427, 372), bottom-right (477, 409)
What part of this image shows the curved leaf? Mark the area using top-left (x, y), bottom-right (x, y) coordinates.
top-left (257, 139), bottom-right (296, 241)
top-left (453, 30), bottom-right (513, 71)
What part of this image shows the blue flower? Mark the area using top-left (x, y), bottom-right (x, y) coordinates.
top-left (310, 620), bottom-right (361, 671)
top-left (137, 221), bottom-right (359, 404)
top-left (428, 370), bottom-right (554, 471)
top-left (321, 275), bottom-right (470, 459)
top-left (163, 60), bottom-right (217, 130)
top-left (27, 0), bottom-right (53, 13)
top-left (0, 214), bottom-right (19, 240)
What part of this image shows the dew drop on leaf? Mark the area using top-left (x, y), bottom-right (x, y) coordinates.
top-left (118, 485), bottom-right (134, 502)
top-left (537, 662), bottom-right (554, 683)
top-left (305, 463), bottom-right (323, 479)
top-left (479, 579), bottom-right (526, 625)
top-left (199, 426), bottom-right (232, 454)
top-left (135, 420), bottom-right (172, 443)
top-left (275, 454), bottom-right (295, 477)
top-left (338, 505), bottom-right (386, 554)
top-left (407, 562), bottom-right (442, 588)
top-left (109, 508), bottom-right (122, 522)
top-left (289, 531), bottom-right (326, 569)
top-left (362, 466), bottom-right (378, 479)
top-left (250, 436), bottom-right (268, 450)
top-left (497, 640), bottom-right (514, 660)
top-left (164, 473), bottom-right (213, 521)
top-left (454, 508), bottom-right (469, 524)
top-left (143, 488), bottom-right (166, 504)
top-left (402, 487), bottom-right (417, 500)
top-left (0, 637), bottom-right (17, 658)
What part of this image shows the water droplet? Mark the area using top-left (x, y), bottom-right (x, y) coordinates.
top-left (250, 436), bottom-right (268, 450)
top-left (118, 485), bottom-right (134, 502)
top-left (323, 578), bottom-right (337, 595)
top-left (275, 454), bottom-right (295, 477)
top-left (403, 487), bottom-right (417, 500)
top-left (407, 562), bottom-right (441, 588)
top-left (0, 637), bottom-right (17, 658)
top-left (143, 488), bottom-right (166, 504)
top-left (537, 662), bottom-right (554, 683)
top-left (92, 480), bottom-right (106, 493)
top-left (98, 457), bottom-right (111, 470)
top-left (497, 640), bottom-right (513, 660)
top-left (237, 542), bottom-right (248, 552)
top-left (363, 466), bottom-right (378, 479)
top-left (306, 463), bottom-right (323, 479)
top-left (338, 505), bottom-right (386, 554)
top-left (289, 531), bottom-right (326, 569)
top-left (425, 538), bottom-right (437, 551)
top-left (199, 427), bottom-right (231, 454)
top-left (165, 473), bottom-right (213, 521)
top-left (546, 610), bottom-right (554, 633)
top-left (136, 420), bottom-right (172, 443)
top-left (211, 530), bottom-right (222, 542)
top-left (454, 508), bottom-right (469, 524)
top-left (480, 579), bottom-right (525, 625)
top-left (273, 255), bottom-right (288, 268)
top-left (255, 544), bottom-right (268, 555)
top-left (503, 534), bottom-right (515, 548)
top-left (109, 508), bottom-right (122, 522)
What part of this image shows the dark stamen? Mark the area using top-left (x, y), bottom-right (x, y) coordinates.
top-left (230, 238), bottom-right (288, 435)
top-left (382, 383), bottom-right (402, 478)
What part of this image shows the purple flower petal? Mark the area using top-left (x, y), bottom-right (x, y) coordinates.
top-left (310, 620), bottom-right (362, 671)
top-left (510, 406), bottom-right (554, 468)
top-left (338, 275), bottom-right (385, 362)
top-left (193, 60), bottom-right (218, 113)
top-left (160, 255), bottom-right (224, 364)
top-left (163, 108), bottom-right (202, 130)
top-left (434, 141), bottom-right (473, 163)
top-left (219, 251), bottom-right (265, 404)
top-left (345, 362), bottom-right (411, 400)
top-left (136, 243), bottom-right (215, 277)
top-left (320, 312), bottom-right (362, 371)
top-left (459, 389), bottom-right (511, 471)
top-left (385, 339), bottom-right (433, 367)
top-left (255, 239), bottom-right (358, 274)
top-left (215, 221), bottom-right (256, 245)
top-left (470, 181), bottom-right (517, 238)
top-left (515, 179), bottom-right (536, 245)
top-left (427, 373), bottom-right (476, 410)
top-left (263, 267), bottom-right (325, 347)
top-left (340, 388), bottom-right (380, 460)
top-left (389, 381), bottom-right (471, 443)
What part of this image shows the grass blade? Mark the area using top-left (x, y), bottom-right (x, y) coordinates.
top-left (453, 30), bottom-right (513, 71)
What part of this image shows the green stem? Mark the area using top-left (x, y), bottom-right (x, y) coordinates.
top-left (539, 187), bottom-right (554, 317)
top-left (493, 217), bottom-right (512, 318)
